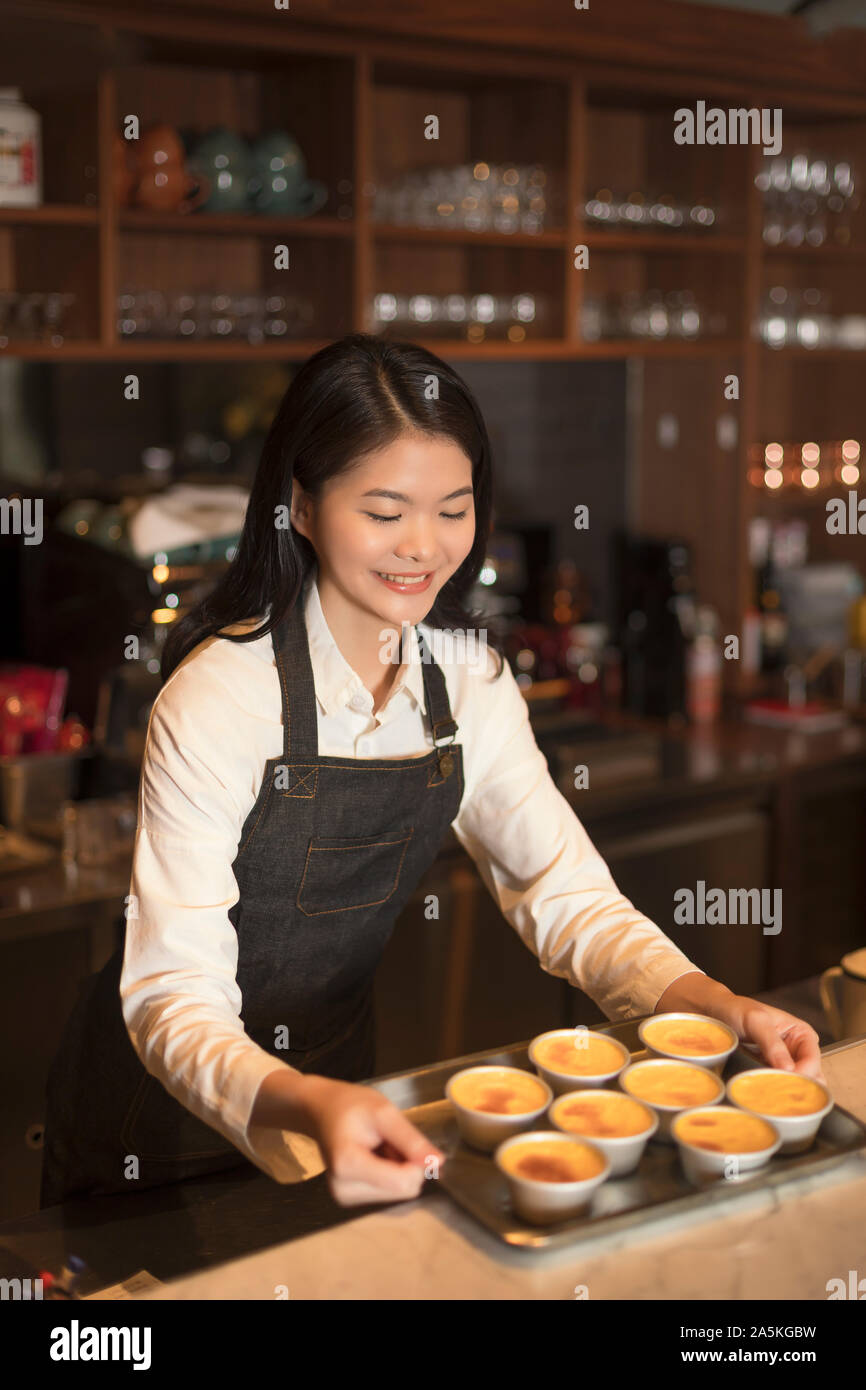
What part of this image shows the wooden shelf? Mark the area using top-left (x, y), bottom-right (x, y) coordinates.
top-left (371, 223), bottom-right (568, 248)
top-left (118, 210), bottom-right (355, 238)
top-left (761, 243), bottom-right (866, 261)
top-left (0, 205), bottom-right (99, 227)
top-left (0, 340), bottom-right (107, 358)
top-left (759, 344), bottom-right (866, 359)
top-left (583, 230), bottom-right (746, 254)
top-left (0, 335), bottom-right (748, 362)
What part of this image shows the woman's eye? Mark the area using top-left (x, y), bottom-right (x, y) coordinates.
top-left (365, 509), bottom-right (469, 523)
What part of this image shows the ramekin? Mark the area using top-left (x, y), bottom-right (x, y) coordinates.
top-left (548, 1088), bottom-right (659, 1176)
top-left (445, 1065), bottom-right (552, 1152)
top-left (494, 1130), bottom-right (611, 1224)
top-left (529, 1027), bottom-right (631, 1096)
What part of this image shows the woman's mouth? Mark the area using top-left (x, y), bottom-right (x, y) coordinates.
top-left (373, 570), bottom-right (434, 593)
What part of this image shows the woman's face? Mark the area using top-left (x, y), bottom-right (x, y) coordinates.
top-left (291, 432), bottom-right (476, 633)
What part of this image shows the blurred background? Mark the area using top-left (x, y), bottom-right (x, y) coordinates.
top-left (1, 0), bottom-right (865, 1215)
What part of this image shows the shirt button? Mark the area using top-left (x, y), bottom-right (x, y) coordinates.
top-left (349, 692), bottom-right (367, 712)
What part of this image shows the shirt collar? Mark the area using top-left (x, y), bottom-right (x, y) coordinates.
top-left (303, 567), bottom-right (427, 720)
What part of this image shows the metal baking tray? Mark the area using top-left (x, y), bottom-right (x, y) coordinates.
top-left (370, 1018), bottom-right (866, 1249)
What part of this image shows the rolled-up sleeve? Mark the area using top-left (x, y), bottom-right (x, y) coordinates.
top-left (120, 653), bottom-right (324, 1184)
top-left (450, 656), bottom-right (704, 1020)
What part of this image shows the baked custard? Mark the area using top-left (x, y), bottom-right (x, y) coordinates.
top-left (499, 1138), bottom-right (605, 1184)
top-left (533, 1033), bottom-right (625, 1076)
top-left (622, 1060), bottom-right (722, 1108)
top-left (643, 1017), bottom-right (734, 1057)
top-left (728, 1071), bottom-right (827, 1117)
top-left (553, 1090), bottom-right (653, 1138)
top-left (675, 1107), bottom-right (778, 1154)
top-left (449, 1067), bottom-right (548, 1115)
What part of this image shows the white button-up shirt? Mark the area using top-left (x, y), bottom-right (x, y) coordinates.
top-left (121, 567), bottom-right (702, 1183)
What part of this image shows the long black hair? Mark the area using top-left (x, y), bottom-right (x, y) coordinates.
top-left (161, 333), bottom-right (504, 681)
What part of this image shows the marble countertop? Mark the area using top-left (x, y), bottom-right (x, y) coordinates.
top-left (137, 1035), bottom-right (866, 1302)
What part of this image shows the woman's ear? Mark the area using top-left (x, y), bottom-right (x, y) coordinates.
top-left (290, 483), bottom-right (313, 542)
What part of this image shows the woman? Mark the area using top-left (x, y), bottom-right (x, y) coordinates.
top-left (41, 334), bottom-right (823, 1209)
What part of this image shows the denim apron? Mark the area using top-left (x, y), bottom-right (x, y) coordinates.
top-left (40, 595), bottom-right (464, 1206)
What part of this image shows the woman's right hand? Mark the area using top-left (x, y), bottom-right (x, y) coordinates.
top-left (295, 1074), bottom-right (445, 1206)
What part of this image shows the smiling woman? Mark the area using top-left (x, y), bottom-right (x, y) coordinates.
top-left (40, 333), bottom-right (823, 1214)
top-left (290, 433), bottom-right (477, 705)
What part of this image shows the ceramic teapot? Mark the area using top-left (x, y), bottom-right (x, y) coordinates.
top-left (133, 123), bottom-right (209, 213)
top-left (186, 127), bottom-right (252, 213)
top-left (248, 130), bottom-right (328, 216)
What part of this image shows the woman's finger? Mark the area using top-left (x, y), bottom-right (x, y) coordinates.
top-left (779, 1023), bottom-right (825, 1081)
top-left (329, 1143), bottom-right (425, 1205)
top-left (374, 1103), bottom-right (443, 1169)
top-left (741, 1008), bottom-right (796, 1070)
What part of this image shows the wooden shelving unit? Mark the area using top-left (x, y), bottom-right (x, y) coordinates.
top-left (1, 0), bottom-right (864, 671)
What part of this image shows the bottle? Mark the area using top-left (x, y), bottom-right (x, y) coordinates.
top-left (686, 607), bottom-right (722, 724)
top-left (751, 519), bottom-right (788, 672)
top-left (0, 88), bottom-right (42, 207)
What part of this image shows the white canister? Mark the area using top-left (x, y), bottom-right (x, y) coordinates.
top-left (0, 87), bottom-right (42, 207)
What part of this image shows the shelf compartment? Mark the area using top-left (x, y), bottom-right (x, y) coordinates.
top-left (113, 48), bottom-right (355, 222)
top-left (370, 241), bottom-right (565, 342)
top-left (756, 115), bottom-right (866, 255)
top-left (370, 61), bottom-right (568, 236)
top-left (580, 247), bottom-right (745, 345)
top-left (583, 94), bottom-right (750, 241)
top-left (0, 12), bottom-right (99, 209)
top-left (756, 352), bottom-right (866, 443)
top-left (0, 224), bottom-right (99, 345)
top-left (116, 230), bottom-right (353, 345)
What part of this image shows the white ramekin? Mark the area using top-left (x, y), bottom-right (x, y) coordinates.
top-left (619, 1058), bottom-right (725, 1143)
top-left (494, 1130), bottom-right (611, 1224)
top-left (671, 1104), bottom-right (782, 1185)
top-left (445, 1065), bottom-right (552, 1152)
top-left (548, 1088), bottom-right (659, 1176)
top-left (529, 1027), bottom-right (631, 1096)
top-left (638, 1012), bottom-right (738, 1075)
top-left (725, 1068), bottom-right (834, 1155)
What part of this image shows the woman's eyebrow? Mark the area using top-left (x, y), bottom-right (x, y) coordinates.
top-left (360, 486), bottom-right (474, 503)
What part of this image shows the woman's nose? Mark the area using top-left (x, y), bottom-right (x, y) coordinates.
top-left (394, 523), bottom-right (438, 562)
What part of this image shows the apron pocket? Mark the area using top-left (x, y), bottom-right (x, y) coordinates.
top-left (297, 827), bottom-right (414, 917)
top-left (121, 1072), bottom-right (237, 1162)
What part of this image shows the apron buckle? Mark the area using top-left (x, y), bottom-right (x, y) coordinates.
top-left (432, 718), bottom-right (457, 778)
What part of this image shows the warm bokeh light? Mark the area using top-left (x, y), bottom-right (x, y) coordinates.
top-left (841, 464), bottom-right (860, 485)
top-left (764, 442), bottom-right (784, 466)
top-left (801, 468), bottom-right (820, 488)
top-left (801, 442), bottom-right (820, 465)
top-left (152, 564), bottom-right (170, 583)
top-left (764, 468), bottom-right (784, 489)
top-left (151, 608), bottom-right (178, 625)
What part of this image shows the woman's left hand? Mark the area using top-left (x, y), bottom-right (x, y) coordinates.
top-left (654, 973), bottom-right (826, 1084)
